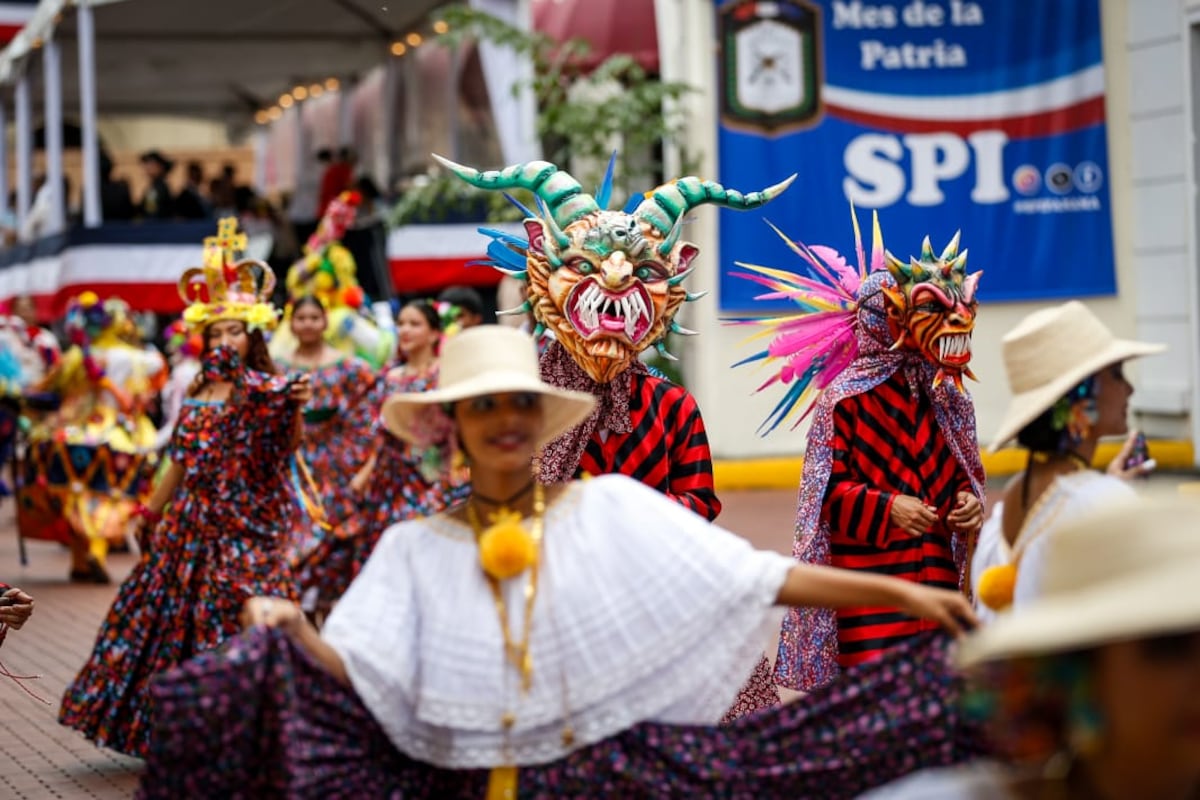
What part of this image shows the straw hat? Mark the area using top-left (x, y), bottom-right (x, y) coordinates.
top-left (380, 325), bottom-right (595, 448)
top-left (988, 301), bottom-right (1164, 451)
top-left (959, 496), bottom-right (1200, 666)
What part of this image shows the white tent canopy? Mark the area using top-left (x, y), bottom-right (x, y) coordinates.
top-left (0, 0), bottom-right (451, 232)
top-left (0, 0), bottom-right (445, 123)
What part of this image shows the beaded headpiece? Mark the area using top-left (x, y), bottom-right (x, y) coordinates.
top-left (179, 218), bottom-right (279, 332)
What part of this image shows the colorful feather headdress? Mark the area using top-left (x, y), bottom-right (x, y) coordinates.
top-left (179, 218), bottom-right (279, 332)
top-left (728, 206), bottom-right (882, 435)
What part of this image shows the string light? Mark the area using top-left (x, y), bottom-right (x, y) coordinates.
top-left (405, 32), bottom-right (423, 47)
top-left (309, 83), bottom-right (325, 98)
top-left (433, 20), bottom-right (449, 34)
top-left (292, 85), bottom-right (309, 101)
top-left (279, 94), bottom-right (294, 109)
top-left (268, 107), bottom-right (283, 121)
top-left (391, 41), bottom-right (407, 56)
top-left (325, 77), bottom-right (340, 91)
top-left (254, 110), bottom-right (269, 125)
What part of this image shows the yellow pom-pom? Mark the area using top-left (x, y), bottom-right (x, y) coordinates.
top-left (478, 512), bottom-right (537, 580)
top-left (978, 564), bottom-right (1018, 611)
top-left (313, 271), bottom-right (335, 291)
top-left (78, 290), bottom-right (99, 307)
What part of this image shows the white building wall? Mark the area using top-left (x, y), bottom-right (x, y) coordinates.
top-left (1124, 0), bottom-right (1197, 442)
top-left (656, 0), bottom-right (1198, 463)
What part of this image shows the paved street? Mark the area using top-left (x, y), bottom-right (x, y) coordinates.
top-left (0, 475), bottom-right (1193, 798)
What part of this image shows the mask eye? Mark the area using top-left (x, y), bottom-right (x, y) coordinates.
top-left (570, 258), bottom-right (596, 276)
top-left (916, 302), bottom-right (942, 313)
top-left (634, 263), bottom-right (665, 282)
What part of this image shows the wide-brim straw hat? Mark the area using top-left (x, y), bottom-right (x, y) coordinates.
top-left (380, 325), bottom-right (595, 449)
top-left (959, 496), bottom-right (1200, 666)
top-left (988, 301), bottom-right (1165, 451)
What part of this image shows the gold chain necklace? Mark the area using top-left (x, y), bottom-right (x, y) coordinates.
top-left (466, 482), bottom-right (545, 694)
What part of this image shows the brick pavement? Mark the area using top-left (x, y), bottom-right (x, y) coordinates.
top-left (0, 503), bottom-right (141, 800)
top-left (0, 474), bottom-right (1191, 799)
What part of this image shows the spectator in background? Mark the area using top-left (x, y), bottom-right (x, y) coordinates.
top-left (175, 161), bottom-right (210, 220)
top-left (138, 151), bottom-right (176, 220)
top-left (224, 163), bottom-right (256, 214)
top-left (437, 286), bottom-right (485, 328)
top-left (99, 152), bottom-right (135, 222)
top-left (318, 148), bottom-right (355, 218)
top-left (21, 175), bottom-right (71, 242)
top-left (210, 176), bottom-right (236, 219)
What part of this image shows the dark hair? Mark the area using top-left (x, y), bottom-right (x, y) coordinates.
top-left (400, 299), bottom-right (442, 332)
top-left (1016, 376), bottom-right (1099, 454)
top-left (437, 286), bottom-right (483, 317)
top-left (201, 323), bottom-right (277, 375)
top-left (291, 295), bottom-right (327, 317)
top-left (1017, 374), bottom-right (1099, 508)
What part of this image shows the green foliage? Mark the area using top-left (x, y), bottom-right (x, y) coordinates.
top-left (393, 4), bottom-right (700, 226)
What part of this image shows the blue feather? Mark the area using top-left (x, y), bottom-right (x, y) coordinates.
top-left (502, 192), bottom-right (537, 218)
top-left (757, 360), bottom-right (823, 435)
top-left (596, 151), bottom-right (618, 210)
top-left (622, 190), bottom-right (645, 214)
top-left (731, 351), bottom-right (770, 368)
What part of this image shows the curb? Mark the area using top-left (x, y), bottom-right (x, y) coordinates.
top-left (713, 439), bottom-right (1197, 492)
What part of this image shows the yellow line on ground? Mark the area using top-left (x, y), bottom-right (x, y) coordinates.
top-left (714, 440), bottom-right (1197, 492)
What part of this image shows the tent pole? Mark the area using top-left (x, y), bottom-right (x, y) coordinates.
top-left (77, 0), bottom-right (102, 228)
top-left (0, 98), bottom-right (9, 232)
top-left (14, 74), bottom-right (31, 236)
top-left (43, 33), bottom-right (65, 236)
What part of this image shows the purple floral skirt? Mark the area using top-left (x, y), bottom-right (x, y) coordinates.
top-left (138, 628), bottom-right (987, 799)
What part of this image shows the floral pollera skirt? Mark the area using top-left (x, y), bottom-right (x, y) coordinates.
top-left (137, 628), bottom-right (988, 799)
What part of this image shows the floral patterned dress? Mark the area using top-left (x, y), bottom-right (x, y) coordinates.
top-left (138, 629), bottom-right (987, 799)
top-left (278, 356), bottom-right (377, 565)
top-left (296, 366), bottom-right (469, 613)
top-left (58, 352), bottom-right (302, 759)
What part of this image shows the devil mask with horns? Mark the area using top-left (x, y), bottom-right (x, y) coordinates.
top-left (881, 232), bottom-right (979, 392)
top-left (436, 155), bottom-right (794, 384)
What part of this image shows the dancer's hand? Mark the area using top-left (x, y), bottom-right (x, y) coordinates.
top-left (947, 492), bottom-right (984, 536)
top-left (288, 375), bottom-right (313, 405)
top-left (890, 495), bottom-right (938, 536)
top-left (1107, 429), bottom-right (1155, 480)
top-left (241, 596), bottom-right (303, 634)
top-left (0, 588), bottom-right (34, 629)
top-left (895, 583), bottom-right (977, 636)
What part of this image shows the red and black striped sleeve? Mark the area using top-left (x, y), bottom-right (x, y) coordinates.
top-left (662, 383), bottom-right (721, 521)
top-left (823, 395), bottom-right (897, 547)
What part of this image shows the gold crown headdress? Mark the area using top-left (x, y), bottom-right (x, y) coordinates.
top-left (179, 217), bottom-right (279, 332)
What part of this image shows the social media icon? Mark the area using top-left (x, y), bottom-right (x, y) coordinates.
top-left (1012, 165), bottom-right (1041, 196)
top-left (1074, 161), bottom-right (1104, 193)
top-left (1046, 164), bottom-right (1073, 195)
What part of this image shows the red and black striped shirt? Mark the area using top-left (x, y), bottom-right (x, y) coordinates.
top-left (578, 372), bottom-right (722, 522)
top-left (823, 371), bottom-right (972, 668)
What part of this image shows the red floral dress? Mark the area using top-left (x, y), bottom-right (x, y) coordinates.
top-left (58, 359), bottom-right (302, 759)
top-left (296, 366), bottom-right (469, 614)
top-left (280, 356), bottom-right (377, 564)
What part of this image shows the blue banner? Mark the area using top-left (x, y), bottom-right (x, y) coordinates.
top-left (715, 0), bottom-right (1114, 312)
